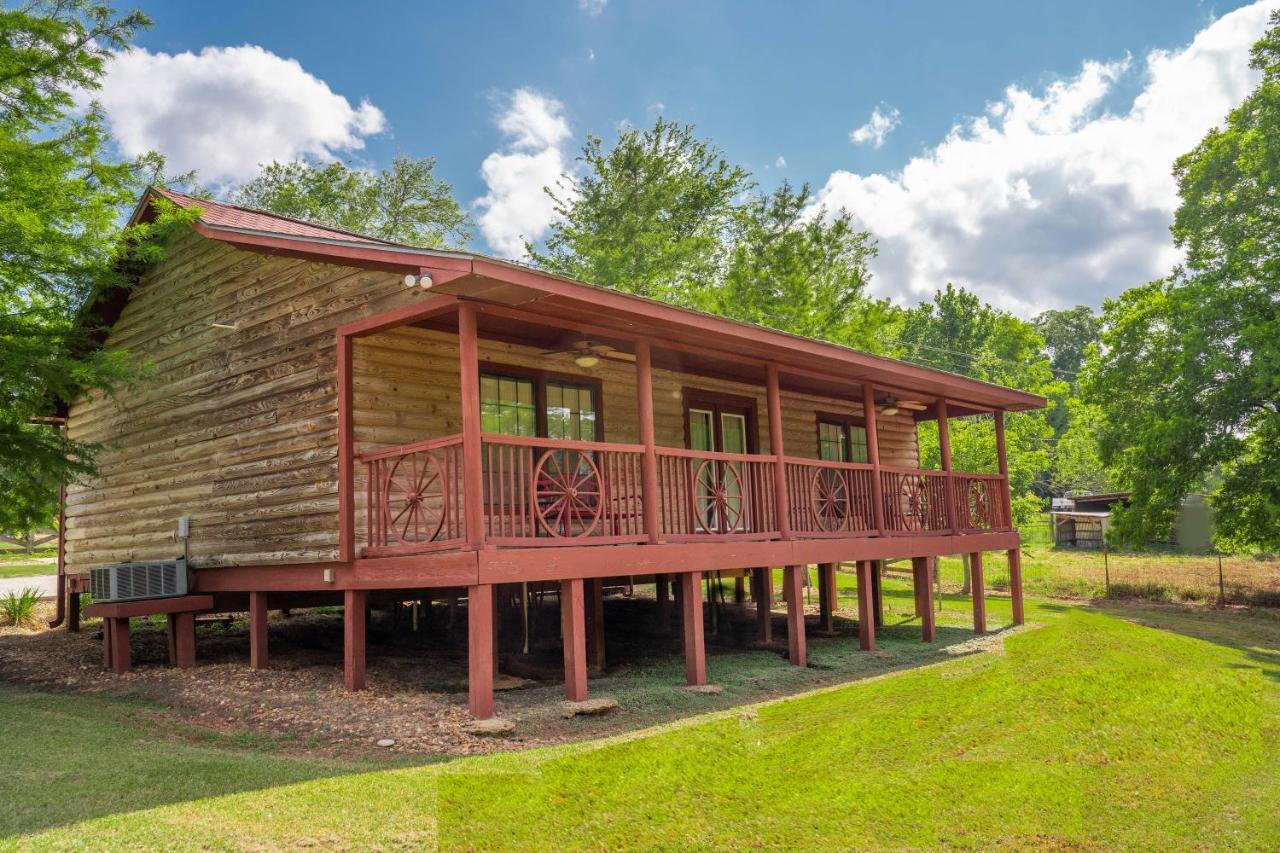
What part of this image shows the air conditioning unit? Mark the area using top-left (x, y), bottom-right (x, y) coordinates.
top-left (90, 558), bottom-right (191, 603)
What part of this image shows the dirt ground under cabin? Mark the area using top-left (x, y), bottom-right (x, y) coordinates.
top-left (0, 574), bottom-right (1018, 758)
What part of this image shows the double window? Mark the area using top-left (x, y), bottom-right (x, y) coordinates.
top-left (480, 369), bottom-right (599, 440)
top-left (817, 416), bottom-right (869, 463)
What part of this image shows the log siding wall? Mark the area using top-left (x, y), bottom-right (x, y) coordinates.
top-left (65, 232), bottom-right (920, 571)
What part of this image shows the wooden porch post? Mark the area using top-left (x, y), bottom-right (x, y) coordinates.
top-left (818, 563), bottom-right (837, 633)
top-left (561, 578), bottom-right (588, 701)
top-left (766, 365), bottom-right (792, 538)
top-left (871, 560), bottom-right (884, 628)
top-left (468, 583), bottom-right (495, 718)
top-left (994, 408), bottom-right (1011, 529)
top-left (656, 573), bottom-right (670, 629)
top-left (1008, 548), bottom-right (1025, 625)
top-left (862, 383), bottom-right (886, 535)
top-left (67, 592), bottom-right (80, 633)
top-left (249, 591), bottom-right (269, 669)
top-left (586, 577), bottom-right (605, 673)
top-left (680, 571), bottom-right (706, 685)
top-left (912, 556), bottom-right (937, 642)
top-left (106, 617), bottom-right (131, 674)
top-left (856, 560), bottom-right (876, 652)
top-left (343, 589), bottom-right (366, 691)
top-left (970, 551), bottom-right (987, 634)
top-left (458, 301), bottom-right (485, 548)
top-left (167, 612), bottom-right (197, 668)
top-left (635, 340), bottom-right (661, 544)
top-left (336, 331), bottom-right (355, 561)
top-left (783, 565), bottom-right (806, 667)
top-left (754, 567), bottom-right (773, 642)
top-left (936, 398), bottom-right (958, 533)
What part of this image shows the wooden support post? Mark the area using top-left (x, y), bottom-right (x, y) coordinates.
top-left (560, 578), bottom-right (588, 702)
top-left (783, 565), bottom-right (806, 667)
top-left (102, 616), bottom-right (113, 669)
top-left (458, 301), bottom-right (485, 548)
top-left (67, 591), bottom-right (80, 634)
top-left (994, 408), bottom-right (1011, 529)
top-left (635, 340), bottom-right (661, 544)
top-left (755, 567), bottom-right (773, 643)
top-left (1008, 548), bottom-right (1025, 625)
top-left (871, 560), bottom-right (884, 628)
top-left (492, 585), bottom-right (501, 677)
top-left (343, 589), bottom-right (367, 691)
top-left (337, 331), bottom-right (355, 561)
top-left (734, 575), bottom-right (745, 603)
top-left (167, 612), bottom-right (196, 668)
top-left (862, 383), bottom-right (886, 536)
top-left (656, 574), bottom-right (670, 629)
top-left (856, 560), bottom-right (876, 652)
top-left (766, 365), bottom-right (792, 539)
top-left (818, 563), bottom-right (837, 633)
top-left (680, 571), bottom-right (706, 685)
top-left (912, 557), bottom-right (937, 642)
top-left (971, 551), bottom-right (987, 634)
top-left (936, 398), bottom-right (958, 533)
top-left (107, 617), bottom-right (131, 674)
top-left (586, 578), bottom-right (605, 673)
top-left (249, 591), bottom-right (269, 669)
top-left (468, 584), bottom-right (495, 718)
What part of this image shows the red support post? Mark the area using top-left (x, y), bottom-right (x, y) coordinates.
top-left (971, 551), bottom-right (987, 634)
top-left (994, 408), bottom-right (1011, 529)
top-left (67, 592), bottom-right (80, 634)
top-left (167, 612), bottom-right (196, 668)
top-left (755, 567), bottom-right (773, 643)
top-left (862, 383), bottom-right (886, 536)
top-left (337, 331), bottom-right (355, 561)
top-left (912, 557), bottom-right (937, 642)
top-left (102, 616), bottom-right (113, 669)
top-left (249, 591), bottom-right (269, 669)
top-left (783, 564), bottom-right (806, 667)
top-left (586, 577), bottom-right (605, 673)
top-left (818, 563), bottom-right (837, 633)
top-left (656, 573), bottom-right (670, 629)
top-left (856, 560), bottom-right (876, 652)
top-left (458, 301), bottom-right (485, 548)
top-left (635, 340), bottom-right (661, 544)
top-left (468, 584), bottom-right (496, 718)
top-left (766, 365), bottom-right (792, 538)
top-left (343, 589), bottom-right (367, 691)
top-left (680, 571), bottom-right (706, 685)
top-left (871, 560), bottom-right (884, 628)
top-left (936, 398), bottom-right (958, 534)
top-left (1008, 548), bottom-right (1025, 625)
top-left (107, 617), bottom-right (131, 674)
top-left (560, 578), bottom-right (588, 701)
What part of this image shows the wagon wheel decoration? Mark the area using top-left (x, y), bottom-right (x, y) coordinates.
top-left (965, 479), bottom-right (992, 529)
top-left (382, 451), bottom-right (447, 544)
top-left (694, 459), bottom-right (745, 532)
top-left (810, 468), bottom-right (850, 532)
top-left (533, 449), bottom-right (603, 537)
top-left (896, 474), bottom-right (929, 531)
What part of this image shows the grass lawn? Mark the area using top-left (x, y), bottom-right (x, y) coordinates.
top-left (0, 547), bottom-right (56, 579)
top-left (2, 597), bottom-right (1276, 850)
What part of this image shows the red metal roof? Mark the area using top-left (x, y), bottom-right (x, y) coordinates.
top-left (149, 187), bottom-right (401, 247)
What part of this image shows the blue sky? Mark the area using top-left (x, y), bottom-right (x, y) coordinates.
top-left (97, 1), bottom-right (1274, 315)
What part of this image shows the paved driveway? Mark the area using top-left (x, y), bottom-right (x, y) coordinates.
top-left (0, 575), bottom-right (58, 599)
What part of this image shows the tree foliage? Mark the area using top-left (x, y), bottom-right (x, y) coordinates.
top-left (233, 155), bottom-right (473, 249)
top-left (0, 0), bottom-right (166, 534)
top-left (1083, 12), bottom-right (1280, 550)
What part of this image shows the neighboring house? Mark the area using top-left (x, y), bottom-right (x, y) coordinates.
top-left (1051, 492), bottom-right (1215, 551)
top-left (58, 188), bottom-right (1045, 720)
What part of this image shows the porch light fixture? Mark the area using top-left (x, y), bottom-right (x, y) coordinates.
top-left (573, 353), bottom-right (601, 368)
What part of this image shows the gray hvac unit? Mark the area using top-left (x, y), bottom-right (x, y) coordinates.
top-left (90, 558), bottom-right (191, 603)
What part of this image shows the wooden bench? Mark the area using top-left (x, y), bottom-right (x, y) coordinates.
top-left (84, 595), bottom-right (214, 674)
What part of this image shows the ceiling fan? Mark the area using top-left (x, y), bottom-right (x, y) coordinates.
top-left (540, 339), bottom-right (636, 368)
top-left (878, 395), bottom-right (929, 417)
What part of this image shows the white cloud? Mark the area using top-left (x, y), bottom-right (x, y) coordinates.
top-left (87, 45), bottom-right (385, 185)
top-left (475, 88), bottom-right (573, 258)
top-left (579, 0), bottom-right (607, 15)
top-left (587, 48), bottom-right (597, 62)
top-left (775, 155), bottom-right (787, 168)
top-left (647, 101), bottom-right (665, 113)
top-left (814, 2), bottom-right (1275, 315)
top-left (849, 104), bottom-right (901, 148)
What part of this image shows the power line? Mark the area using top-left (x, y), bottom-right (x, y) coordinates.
top-left (885, 336), bottom-right (1081, 378)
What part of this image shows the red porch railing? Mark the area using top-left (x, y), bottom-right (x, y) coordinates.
top-left (359, 434), bottom-right (1010, 555)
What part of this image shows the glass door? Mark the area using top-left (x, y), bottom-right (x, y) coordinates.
top-left (687, 404), bottom-right (751, 532)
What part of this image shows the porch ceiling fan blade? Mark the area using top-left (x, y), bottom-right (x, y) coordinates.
top-left (898, 400), bottom-right (929, 411)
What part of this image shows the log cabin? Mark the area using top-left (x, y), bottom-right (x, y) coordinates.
top-left (58, 187), bottom-right (1044, 720)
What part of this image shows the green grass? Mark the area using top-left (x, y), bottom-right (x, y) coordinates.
top-left (2, 599), bottom-right (1276, 850)
top-left (0, 549), bottom-right (56, 579)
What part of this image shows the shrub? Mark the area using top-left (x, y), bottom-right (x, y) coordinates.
top-left (1, 587), bottom-right (43, 628)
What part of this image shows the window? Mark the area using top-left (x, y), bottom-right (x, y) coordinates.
top-left (480, 373), bottom-right (536, 436)
top-left (479, 369), bottom-right (599, 439)
top-left (817, 417), bottom-right (868, 463)
top-left (546, 381), bottom-right (597, 441)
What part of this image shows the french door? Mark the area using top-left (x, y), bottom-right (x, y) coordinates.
top-left (686, 396), bottom-right (754, 532)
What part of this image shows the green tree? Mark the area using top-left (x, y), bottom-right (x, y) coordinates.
top-left (0, 1), bottom-right (163, 534)
top-left (233, 155), bottom-right (473, 249)
top-left (530, 118), bottom-right (752, 306)
top-left (712, 181), bottom-right (891, 350)
top-left (1082, 13), bottom-right (1280, 550)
